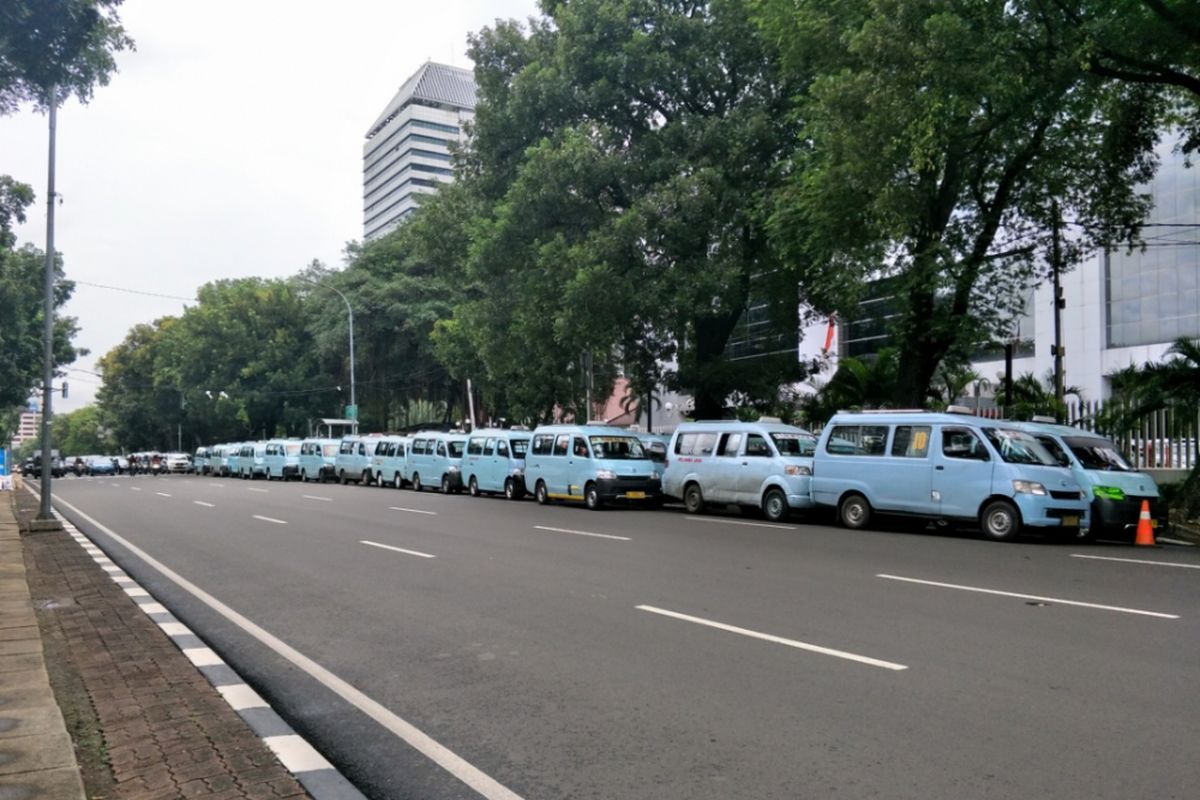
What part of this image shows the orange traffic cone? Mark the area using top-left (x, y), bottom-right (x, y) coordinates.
top-left (1134, 499), bottom-right (1156, 547)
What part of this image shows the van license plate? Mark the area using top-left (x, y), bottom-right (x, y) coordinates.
top-left (1061, 515), bottom-right (1079, 527)
top-left (626, 491), bottom-right (646, 500)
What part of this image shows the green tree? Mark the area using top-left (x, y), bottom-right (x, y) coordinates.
top-left (0, 0), bottom-right (132, 113)
top-left (434, 0), bottom-right (802, 419)
top-left (757, 0), bottom-right (1155, 407)
top-left (52, 404), bottom-right (109, 456)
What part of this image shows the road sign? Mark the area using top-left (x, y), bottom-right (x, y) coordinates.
top-left (345, 404), bottom-right (358, 421)
top-left (0, 447), bottom-right (8, 476)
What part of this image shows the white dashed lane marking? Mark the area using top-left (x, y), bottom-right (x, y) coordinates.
top-left (248, 487), bottom-right (269, 493)
top-left (692, 517), bottom-right (796, 531)
top-left (252, 515), bottom-right (287, 525)
top-left (194, 501), bottom-right (215, 508)
top-left (533, 525), bottom-right (630, 542)
top-left (360, 540), bottom-right (436, 559)
top-left (156, 492), bottom-right (172, 497)
top-left (1071, 553), bottom-right (1200, 569)
top-left (303, 495), bottom-right (332, 502)
top-left (389, 506), bottom-right (437, 516)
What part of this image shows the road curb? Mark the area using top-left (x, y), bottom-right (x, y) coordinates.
top-left (35, 490), bottom-right (367, 800)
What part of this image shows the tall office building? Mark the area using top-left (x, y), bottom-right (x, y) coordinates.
top-left (10, 406), bottom-right (41, 450)
top-left (362, 62), bottom-right (477, 241)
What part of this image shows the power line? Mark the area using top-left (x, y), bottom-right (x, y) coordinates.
top-left (72, 280), bottom-right (195, 302)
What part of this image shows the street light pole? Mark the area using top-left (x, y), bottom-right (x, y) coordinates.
top-left (296, 277), bottom-right (355, 421)
top-left (36, 87), bottom-right (59, 523)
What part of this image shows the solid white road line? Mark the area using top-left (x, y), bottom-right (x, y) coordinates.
top-left (1071, 553), bottom-right (1200, 569)
top-left (636, 605), bottom-right (908, 671)
top-left (252, 515), bottom-right (287, 525)
top-left (1157, 537), bottom-right (1196, 547)
top-left (691, 517), bottom-right (796, 531)
top-left (248, 487), bottom-right (269, 493)
top-left (130, 487), bottom-right (142, 491)
top-left (194, 501), bottom-right (215, 508)
top-left (360, 540), bottom-right (436, 559)
top-left (877, 574), bottom-right (1180, 619)
top-left (533, 525), bottom-right (630, 541)
top-left (389, 506), bottom-right (437, 516)
top-left (303, 495), bottom-right (332, 502)
top-left (156, 492), bottom-right (172, 497)
top-left (48, 495), bottom-right (525, 800)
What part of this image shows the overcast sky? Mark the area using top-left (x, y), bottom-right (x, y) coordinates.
top-left (1, 0), bottom-right (539, 413)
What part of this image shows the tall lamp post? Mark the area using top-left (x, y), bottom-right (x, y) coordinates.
top-left (35, 87), bottom-right (60, 525)
top-left (296, 277), bottom-right (356, 426)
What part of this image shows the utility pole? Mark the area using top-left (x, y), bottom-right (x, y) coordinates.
top-left (1050, 201), bottom-right (1065, 416)
top-left (35, 87), bottom-right (60, 526)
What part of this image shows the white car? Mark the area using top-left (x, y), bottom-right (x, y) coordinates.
top-left (164, 452), bottom-right (192, 473)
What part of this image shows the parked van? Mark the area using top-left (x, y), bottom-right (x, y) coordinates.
top-left (524, 424), bottom-right (662, 509)
top-left (463, 429), bottom-right (532, 499)
top-left (298, 438), bottom-right (340, 483)
top-left (208, 444), bottom-right (235, 477)
top-left (263, 439), bottom-right (302, 480)
top-left (235, 442), bottom-right (268, 479)
top-left (812, 412), bottom-right (1090, 541)
top-left (370, 436), bottom-right (411, 488)
top-left (193, 447), bottom-right (210, 475)
top-left (335, 436), bottom-right (375, 485)
top-left (405, 432), bottom-right (468, 493)
top-left (1012, 421), bottom-right (1168, 540)
top-left (637, 434), bottom-right (670, 481)
top-left (663, 421), bottom-right (818, 522)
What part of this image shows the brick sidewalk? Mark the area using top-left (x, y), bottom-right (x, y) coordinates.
top-left (14, 490), bottom-right (313, 800)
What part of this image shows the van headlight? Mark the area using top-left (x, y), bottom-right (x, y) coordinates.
top-left (1093, 486), bottom-right (1125, 501)
top-left (1012, 480), bottom-right (1047, 496)
top-left (595, 469), bottom-right (616, 480)
top-left (785, 465), bottom-right (812, 476)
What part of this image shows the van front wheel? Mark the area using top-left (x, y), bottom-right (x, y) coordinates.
top-left (412, 474), bottom-right (422, 492)
top-left (981, 500), bottom-right (1021, 542)
top-left (683, 484), bottom-right (704, 514)
top-left (585, 482), bottom-right (602, 510)
top-left (535, 481), bottom-right (549, 505)
top-left (504, 478), bottom-right (518, 500)
top-left (394, 474), bottom-right (403, 489)
top-left (839, 493), bottom-right (871, 530)
top-left (762, 488), bottom-right (788, 523)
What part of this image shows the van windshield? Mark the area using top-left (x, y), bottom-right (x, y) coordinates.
top-left (982, 428), bottom-right (1058, 465)
top-left (589, 436), bottom-right (646, 460)
top-left (510, 438), bottom-right (529, 457)
top-left (1065, 436), bottom-right (1133, 471)
top-left (1032, 435), bottom-right (1072, 468)
top-left (448, 441), bottom-right (465, 458)
top-left (771, 432), bottom-right (816, 457)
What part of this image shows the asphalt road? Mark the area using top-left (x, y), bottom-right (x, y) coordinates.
top-left (42, 473), bottom-right (1200, 800)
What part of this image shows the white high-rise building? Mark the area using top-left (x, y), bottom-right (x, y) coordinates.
top-left (362, 62), bottom-right (477, 241)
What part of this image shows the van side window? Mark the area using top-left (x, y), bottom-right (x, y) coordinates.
top-left (496, 440), bottom-right (509, 458)
top-left (573, 437), bottom-right (590, 458)
top-left (437, 441), bottom-right (447, 457)
top-left (484, 438), bottom-right (496, 456)
top-left (340, 440), bottom-right (353, 455)
top-left (826, 425), bottom-right (888, 456)
top-left (745, 434), bottom-right (770, 457)
top-left (675, 432), bottom-right (717, 456)
top-left (644, 442), bottom-right (666, 463)
top-left (553, 435), bottom-right (570, 456)
top-left (942, 428), bottom-right (989, 461)
top-left (376, 442), bottom-right (388, 456)
top-left (718, 433), bottom-right (743, 456)
top-left (467, 438), bottom-right (483, 456)
top-left (397, 443), bottom-right (406, 457)
top-left (891, 426), bottom-right (931, 458)
top-left (532, 434), bottom-right (554, 455)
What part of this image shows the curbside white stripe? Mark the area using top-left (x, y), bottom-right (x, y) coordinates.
top-left (217, 683), bottom-right (269, 711)
top-left (158, 622), bottom-right (191, 636)
top-left (123, 587), bottom-right (150, 598)
top-left (183, 647), bottom-right (224, 667)
top-left (264, 735), bottom-right (334, 773)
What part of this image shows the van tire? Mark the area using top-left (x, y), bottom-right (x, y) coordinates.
top-left (762, 488), bottom-right (788, 523)
top-left (441, 474), bottom-right (453, 494)
top-left (839, 493), bottom-right (871, 529)
top-left (339, 470), bottom-right (348, 485)
top-left (535, 481), bottom-right (549, 505)
top-left (504, 478), bottom-right (518, 500)
top-left (394, 474), bottom-right (403, 489)
top-left (301, 469), bottom-right (308, 482)
top-left (412, 474), bottom-right (422, 492)
top-left (585, 482), bottom-right (602, 510)
top-left (981, 499), bottom-right (1021, 542)
top-left (468, 476), bottom-right (480, 497)
top-left (683, 483), bottom-right (705, 514)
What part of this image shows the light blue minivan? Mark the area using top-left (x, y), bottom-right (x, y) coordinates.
top-left (463, 429), bottom-right (531, 499)
top-left (1012, 421), bottom-right (1168, 540)
top-left (663, 420), bottom-right (818, 522)
top-left (235, 442), bottom-right (268, 480)
top-left (298, 438), bottom-right (340, 483)
top-left (525, 424), bottom-right (662, 509)
top-left (335, 436), bottom-right (375, 485)
top-left (370, 435), bottom-right (410, 488)
top-left (812, 412), bottom-right (1090, 541)
top-left (405, 432), bottom-right (468, 493)
top-left (263, 439), bottom-right (302, 480)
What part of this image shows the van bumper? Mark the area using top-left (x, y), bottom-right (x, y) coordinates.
top-left (1016, 495), bottom-right (1089, 530)
top-left (596, 477), bottom-right (663, 503)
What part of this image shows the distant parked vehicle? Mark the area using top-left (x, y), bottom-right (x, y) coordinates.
top-left (263, 439), bottom-right (302, 480)
top-left (524, 424), bottom-right (662, 509)
top-left (298, 439), bottom-right (340, 482)
top-left (370, 436), bottom-right (411, 488)
top-left (334, 436), bottom-right (376, 485)
top-left (234, 443), bottom-right (268, 479)
top-left (87, 456), bottom-right (116, 476)
top-left (462, 429), bottom-right (531, 499)
top-left (405, 432), bottom-right (468, 493)
top-left (165, 452), bottom-right (191, 473)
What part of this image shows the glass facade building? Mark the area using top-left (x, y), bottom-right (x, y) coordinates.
top-left (1106, 150), bottom-right (1200, 348)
